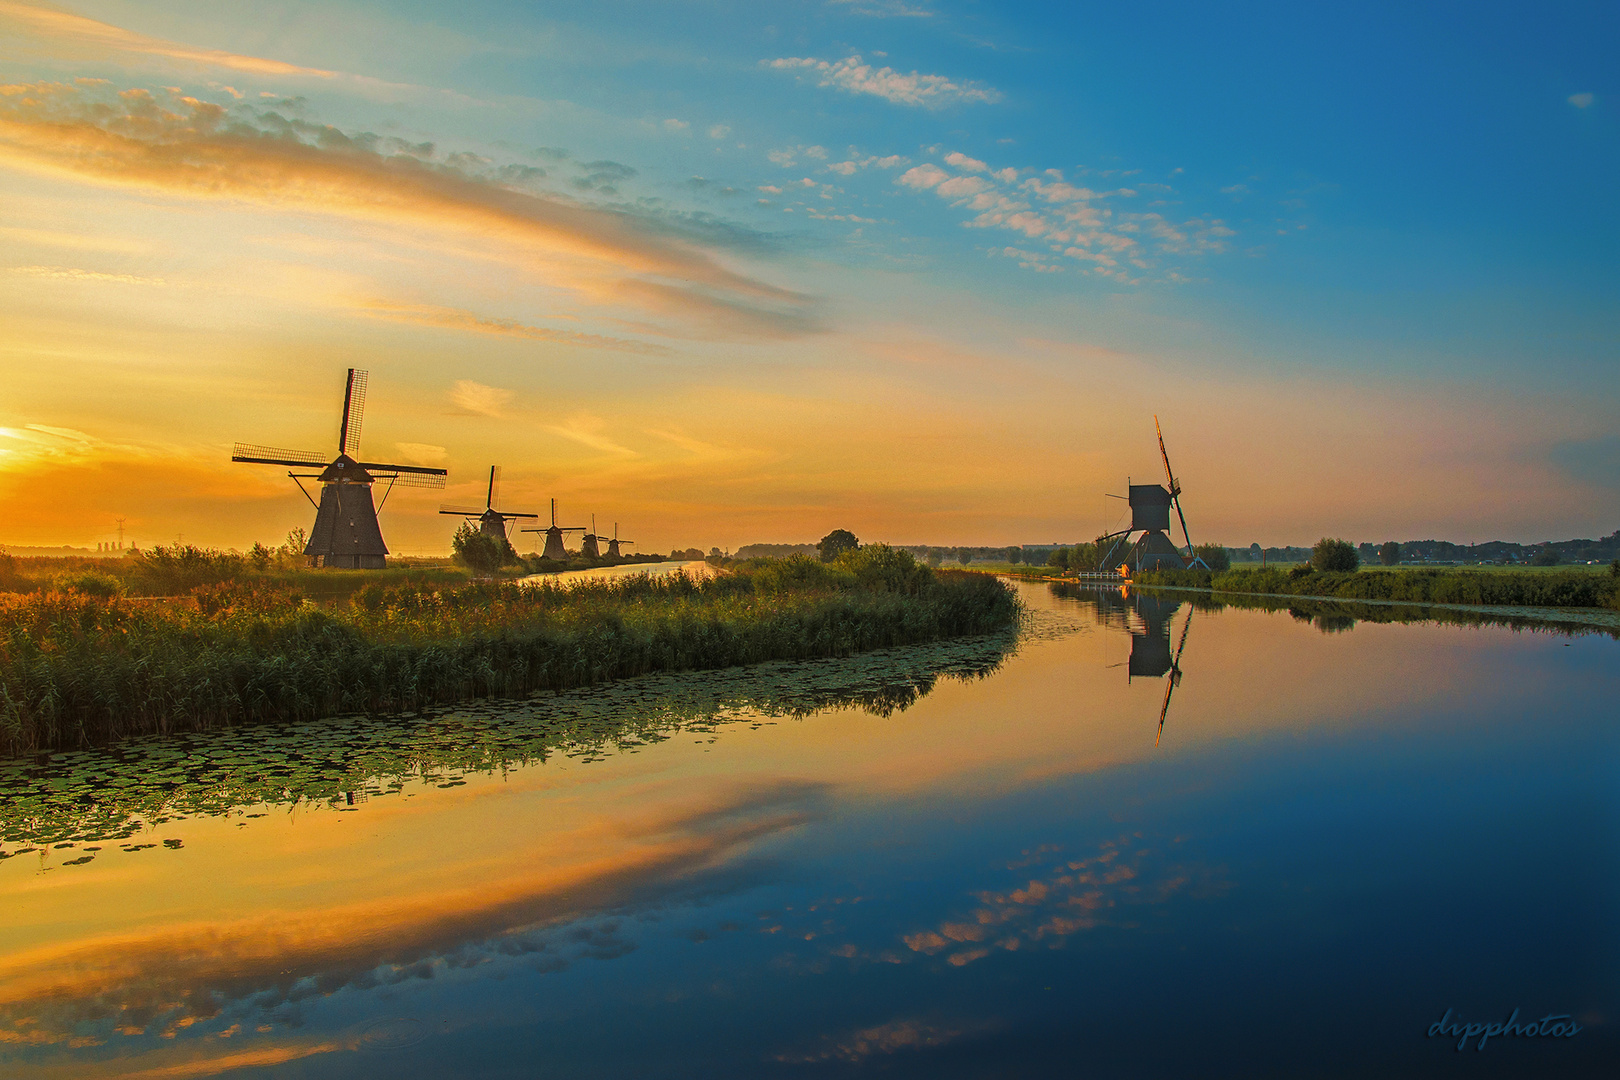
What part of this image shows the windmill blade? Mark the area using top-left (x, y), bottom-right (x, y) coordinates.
top-left (487, 465), bottom-right (501, 511)
top-left (233, 443), bottom-right (328, 467)
top-left (371, 471), bottom-right (446, 489)
top-left (1172, 605), bottom-right (1193, 664)
top-left (1154, 414), bottom-right (1179, 497)
top-left (498, 511), bottom-right (540, 520)
top-left (439, 504), bottom-right (486, 516)
top-left (356, 461), bottom-right (448, 477)
top-left (1157, 676), bottom-right (1175, 747)
top-left (339, 369), bottom-right (368, 457)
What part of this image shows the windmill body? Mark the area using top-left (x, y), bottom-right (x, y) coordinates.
top-left (520, 499), bottom-right (585, 560)
top-left (606, 523), bottom-right (633, 559)
top-left (233, 369), bottom-right (446, 569)
top-left (581, 515), bottom-right (602, 560)
top-left (440, 467), bottom-right (538, 545)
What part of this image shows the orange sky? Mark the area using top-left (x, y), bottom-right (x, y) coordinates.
top-left (1, 4), bottom-right (1613, 553)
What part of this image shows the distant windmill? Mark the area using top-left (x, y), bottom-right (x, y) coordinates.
top-left (232, 369), bottom-right (447, 569)
top-left (1093, 417), bottom-right (1209, 574)
top-left (439, 466), bottom-right (538, 541)
top-left (581, 515), bottom-right (603, 560)
top-left (520, 499), bottom-right (585, 560)
top-left (606, 522), bottom-right (634, 559)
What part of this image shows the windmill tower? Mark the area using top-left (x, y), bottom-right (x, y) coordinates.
top-left (1093, 417), bottom-right (1209, 574)
top-left (439, 466), bottom-right (537, 541)
top-left (606, 523), bottom-right (634, 559)
top-left (232, 369), bottom-right (447, 568)
top-left (520, 499), bottom-right (585, 560)
top-left (581, 515), bottom-right (602, 560)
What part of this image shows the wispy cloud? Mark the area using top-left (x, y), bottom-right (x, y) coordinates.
top-left (895, 151), bottom-right (1234, 283)
top-left (544, 414), bottom-right (637, 457)
top-left (1567, 92), bottom-right (1595, 109)
top-left (829, 0), bottom-right (935, 17)
top-left (449, 380), bottom-right (514, 418)
top-left (0, 81), bottom-right (817, 338)
top-left (0, 0), bottom-right (335, 78)
top-left (357, 300), bottom-right (667, 354)
top-left (764, 55), bottom-right (1001, 108)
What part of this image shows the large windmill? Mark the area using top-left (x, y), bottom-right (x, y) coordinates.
top-left (1093, 417), bottom-right (1209, 574)
top-left (439, 466), bottom-right (537, 542)
top-left (233, 369), bottom-right (447, 569)
top-left (520, 499), bottom-right (585, 560)
top-left (606, 523), bottom-right (634, 559)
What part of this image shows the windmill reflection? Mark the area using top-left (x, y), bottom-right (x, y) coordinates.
top-left (1053, 583), bottom-right (1195, 746)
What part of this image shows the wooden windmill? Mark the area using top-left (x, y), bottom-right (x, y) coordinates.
top-left (606, 523), bottom-right (634, 559)
top-left (580, 515), bottom-right (603, 559)
top-left (232, 369), bottom-right (446, 568)
top-left (439, 466), bottom-right (537, 541)
top-left (1093, 417), bottom-right (1208, 574)
top-left (520, 499), bottom-right (585, 560)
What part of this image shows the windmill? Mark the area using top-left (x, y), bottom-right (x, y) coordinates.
top-left (1092, 417), bottom-right (1208, 574)
top-left (439, 466), bottom-right (538, 542)
top-left (1156, 606), bottom-right (1193, 747)
top-left (606, 523), bottom-right (634, 560)
top-left (520, 499), bottom-right (585, 560)
top-left (233, 369), bottom-right (446, 569)
top-left (580, 515), bottom-right (603, 560)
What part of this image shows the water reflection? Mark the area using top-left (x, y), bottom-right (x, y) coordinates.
top-left (2, 581), bottom-right (1614, 1078)
top-left (1049, 583), bottom-right (1195, 745)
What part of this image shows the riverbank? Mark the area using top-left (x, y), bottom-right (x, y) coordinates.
top-left (1132, 565), bottom-right (1620, 610)
top-left (0, 548), bottom-right (1019, 755)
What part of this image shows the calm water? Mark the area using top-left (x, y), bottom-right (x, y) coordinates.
top-left (2, 581), bottom-right (1615, 1078)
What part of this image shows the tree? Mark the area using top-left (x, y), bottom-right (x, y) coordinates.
top-left (925, 549), bottom-right (943, 567)
top-left (1378, 541), bottom-right (1400, 566)
top-left (1531, 546), bottom-right (1560, 566)
top-left (1006, 547), bottom-right (1023, 564)
top-left (1047, 547), bottom-right (1070, 570)
top-left (1193, 543), bottom-right (1230, 572)
top-left (818, 529), bottom-right (860, 562)
top-left (452, 522), bottom-right (515, 574)
top-left (958, 548), bottom-right (972, 565)
top-left (1310, 537), bottom-right (1360, 573)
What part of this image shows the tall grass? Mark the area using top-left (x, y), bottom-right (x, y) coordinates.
top-left (1134, 566), bottom-right (1620, 610)
top-left (0, 547), bottom-right (1018, 754)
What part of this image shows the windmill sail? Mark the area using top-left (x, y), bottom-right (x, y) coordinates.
top-left (340, 369), bottom-right (367, 457)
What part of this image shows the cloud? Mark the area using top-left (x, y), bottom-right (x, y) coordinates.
top-left (943, 151), bottom-right (987, 173)
top-left (829, 0), bottom-right (935, 17)
top-left (897, 164), bottom-right (949, 189)
top-left (0, 0), bottom-right (335, 78)
top-left (357, 300), bottom-right (667, 354)
top-left (661, 118), bottom-right (688, 132)
top-left (0, 82), bottom-right (816, 338)
top-left (765, 55), bottom-right (1001, 108)
top-left (393, 442), bottom-right (447, 464)
top-left (1567, 92), bottom-right (1594, 109)
top-left (544, 414), bottom-right (637, 457)
top-left (449, 380), bottom-right (515, 417)
top-left (708, 124), bottom-right (730, 139)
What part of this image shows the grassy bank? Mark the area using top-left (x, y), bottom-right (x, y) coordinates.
top-left (1133, 565), bottom-right (1620, 610)
top-left (0, 548), bottom-right (1018, 754)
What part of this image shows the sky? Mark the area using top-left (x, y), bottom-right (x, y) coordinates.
top-left (0, 0), bottom-right (1615, 554)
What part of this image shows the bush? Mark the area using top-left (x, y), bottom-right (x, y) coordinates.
top-left (1193, 543), bottom-right (1230, 572)
top-left (1531, 547), bottom-right (1560, 566)
top-left (1311, 538), bottom-right (1359, 573)
top-left (835, 544), bottom-right (936, 595)
top-left (1047, 548), bottom-right (1070, 570)
top-left (818, 529), bottom-right (860, 563)
top-left (451, 523), bottom-right (516, 574)
top-left (54, 571), bottom-right (125, 599)
top-left (129, 544), bottom-right (248, 595)
top-left (1379, 541), bottom-right (1401, 566)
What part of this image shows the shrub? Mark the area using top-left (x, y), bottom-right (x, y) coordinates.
top-left (1379, 541), bottom-right (1401, 566)
top-left (817, 529), bottom-right (860, 563)
top-left (834, 544), bottom-right (936, 595)
top-left (451, 522), bottom-right (516, 574)
top-left (1311, 538), bottom-right (1359, 573)
top-left (54, 571), bottom-right (124, 599)
top-left (1531, 547), bottom-right (1560, 566)
top-left (1193, 543), bottom-right (1230, 572)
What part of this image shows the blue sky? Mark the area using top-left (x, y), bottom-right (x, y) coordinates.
top-left (0, 0), bottom-right (1615, 548)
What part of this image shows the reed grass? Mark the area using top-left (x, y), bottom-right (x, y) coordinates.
top-left (1134, 566), bottom-right (1620, 610)
top-left (0, 548), bottom-right (1018, 754)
